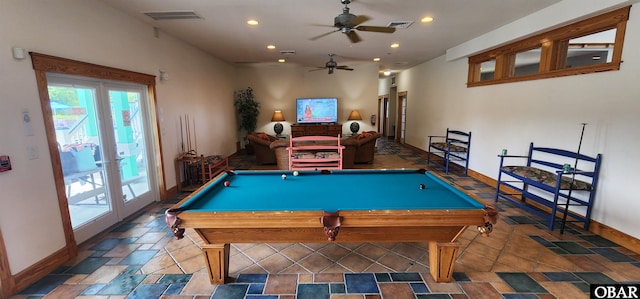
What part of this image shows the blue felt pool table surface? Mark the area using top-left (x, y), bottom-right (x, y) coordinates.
top-left (177, 169), bottom-right (486, 212)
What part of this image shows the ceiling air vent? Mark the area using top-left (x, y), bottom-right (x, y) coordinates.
top-left (386, 21), bottom-right (414, 29)
top-left (279, 50), bottom-right (296, 56)
top-left (144, 11), bottom-right (202, 21)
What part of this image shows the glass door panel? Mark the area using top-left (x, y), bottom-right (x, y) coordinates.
top-left (49, 84), bottom-right (113, 229)
top-left (108, 89), bottom-right (151, 205)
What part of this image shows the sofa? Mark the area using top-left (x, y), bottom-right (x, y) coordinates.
top-left (247, 132), bottom-right (278, 164)
top-left (345, 131), bottom-right (381, 164)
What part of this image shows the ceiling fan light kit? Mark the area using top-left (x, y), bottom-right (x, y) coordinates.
top-left (310, 54), bottom-right (354, 74)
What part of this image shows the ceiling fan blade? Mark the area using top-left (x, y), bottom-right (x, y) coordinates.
top-left (336, 66), bottom-right (354, 71)
top-left (346, 31), bottom-right (361, 43)
top-left (310, 29), bottom-right (339, 41)
top-left (309, 67), bottom-right (326, 72)
top-left (351, 15), bottom-right (370, 26)
top-left (355, 25), bottom-right (396, 33)
top-left (310, 23), bottom-right (335, 28)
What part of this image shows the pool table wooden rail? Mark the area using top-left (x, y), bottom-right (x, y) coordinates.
top-left (176, 209), bottom-right (488, 229)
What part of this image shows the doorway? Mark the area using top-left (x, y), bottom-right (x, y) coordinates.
top-left (47, 75), bottom-right (157, 243)
top-left (396, 91), bottom-right (407, 144)
top-left (377, 95), bottom-right (389, 136)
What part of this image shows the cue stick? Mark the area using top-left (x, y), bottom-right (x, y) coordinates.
top-left (180, 115), bottom-right (184, 154)
top-left (560, 123), bottom-right (587, 234)
top-left (185, 114), bottom-right (189, 153)
top-left (186, 114), bottom-right (191, 154)
top-left (193, 117), bottom-right (197, 155)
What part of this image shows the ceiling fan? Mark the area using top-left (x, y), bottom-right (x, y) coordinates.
top-left (310, 54), bottom-right (354, 74)
top-left (311, 0), bottom-right (396, 43)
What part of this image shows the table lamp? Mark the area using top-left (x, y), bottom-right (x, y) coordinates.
top-left (348, 110), bottom-right (362, 135)
top-left (271, 110), bottom-right (285, 136)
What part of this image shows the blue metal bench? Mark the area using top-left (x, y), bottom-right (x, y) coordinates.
top-left (427, 129), bottom-right (471, 175)
top-left (495, 142), bottom-right (602, 230)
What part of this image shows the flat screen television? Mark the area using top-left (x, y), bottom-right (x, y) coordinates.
top-left (295, 97), bottom-right (338, 124)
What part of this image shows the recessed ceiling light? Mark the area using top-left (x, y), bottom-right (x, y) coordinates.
top-left (247, 19), bottom-right (259, 25)
top-left (373, 57), bottom-right (381, 62)
top-left (421, 17), bottom-right (434, 23)
top-left (390, 43), bottom-right (399, 48)
top-left (267, 45), bottom-right (276, 49)
top-left (278, 58), bottom-right (285, 63)
top-left (383, 71), bottom-right (391, 76)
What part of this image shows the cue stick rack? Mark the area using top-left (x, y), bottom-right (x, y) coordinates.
top-left (178, 114), bottom-right (198, 158)
top-left (175, 114), bottom-right (203, 192)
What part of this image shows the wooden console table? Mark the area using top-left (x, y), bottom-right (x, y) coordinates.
top-left (291, 123), bottom-right (342, 137)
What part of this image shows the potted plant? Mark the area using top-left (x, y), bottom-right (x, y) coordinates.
top-left (234, 87), bottom-right (260, 152)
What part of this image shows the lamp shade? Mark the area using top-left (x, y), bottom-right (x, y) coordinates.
top-left (347, 110), bottom-right (362, 121)
top-left (271, 110), bottom-right (285, 122)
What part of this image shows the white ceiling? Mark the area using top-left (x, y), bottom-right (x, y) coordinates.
top-left (101, 0), bottom-right (562, 75)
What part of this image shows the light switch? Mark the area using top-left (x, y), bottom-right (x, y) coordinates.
top-left (27, 145), bottom-right (39, 160)
top-left (23, 109), bottom-right (34, 136)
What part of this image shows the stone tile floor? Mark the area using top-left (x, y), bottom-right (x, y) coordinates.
top-left (11, 139), bottom-right (640, 298)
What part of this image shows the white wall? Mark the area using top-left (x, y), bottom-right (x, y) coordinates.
top-left (235, 62), bottom-right (380, 137)
top-left (0, 0), bottom-right (236, 274)
top-left (396, 4), bottom-right (640, 239)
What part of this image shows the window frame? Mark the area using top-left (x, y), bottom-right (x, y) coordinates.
top-left (467, 6), bottom-right (630, 87)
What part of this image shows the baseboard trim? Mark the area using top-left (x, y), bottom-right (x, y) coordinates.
top-left (408, 143), bottom-right (640, 255)
top-left (4, 243), bottom-right (75, 298)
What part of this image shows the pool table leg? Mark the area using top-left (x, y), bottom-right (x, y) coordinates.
top-left (202, 244), bottom-right (230, 284)
top-left (428, 242), bottom-right (460, 283)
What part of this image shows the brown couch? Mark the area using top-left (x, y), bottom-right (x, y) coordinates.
top-left (247, 132), bottom-right (278, 164)
top-left (343, 131), bottom-right (381, 164)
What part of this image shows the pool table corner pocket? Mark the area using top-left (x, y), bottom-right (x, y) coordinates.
top-left (165, 209), bottom-right (185, 239)
top-left (320, 211), bottom-right (342, 241)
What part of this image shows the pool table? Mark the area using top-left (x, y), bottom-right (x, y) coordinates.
top-left (166, 169), bottom-right (497, 284)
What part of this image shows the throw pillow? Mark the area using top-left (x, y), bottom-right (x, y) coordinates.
top-left (256, 133), bottom-right (271, 141)
top-left (73, 147), bottom-right (98, 172)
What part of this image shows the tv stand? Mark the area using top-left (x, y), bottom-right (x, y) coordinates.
top-left (291, 123), bottom-right (342, 137)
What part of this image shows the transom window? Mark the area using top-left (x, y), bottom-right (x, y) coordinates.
top-left (467, 6), bottom-right (630, 87)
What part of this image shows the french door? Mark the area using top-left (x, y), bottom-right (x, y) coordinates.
top-left (47, 75), bottom-right (157, 243)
